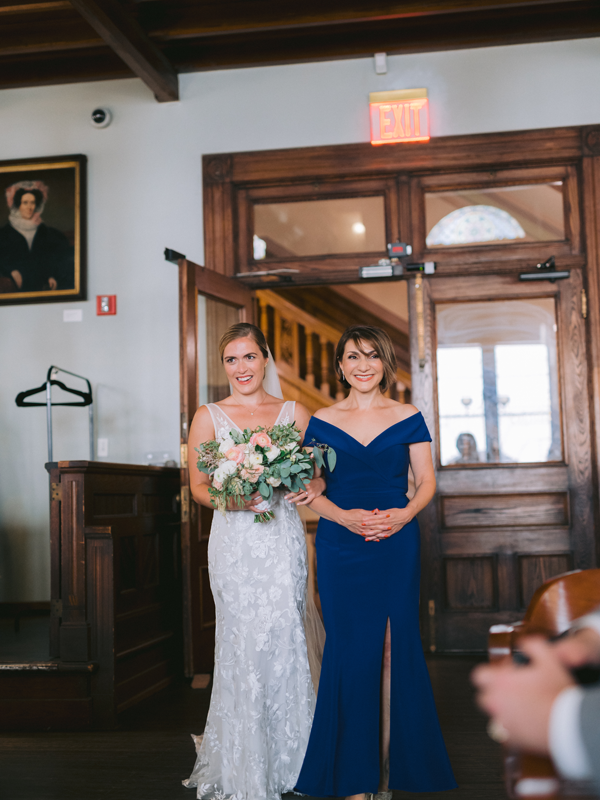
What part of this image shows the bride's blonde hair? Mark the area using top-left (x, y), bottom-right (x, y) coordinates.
top-left (219, 323), bottom-right (269, 362)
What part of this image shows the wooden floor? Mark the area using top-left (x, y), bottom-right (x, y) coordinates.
top-left (0, 655), bottom-right (505, 800)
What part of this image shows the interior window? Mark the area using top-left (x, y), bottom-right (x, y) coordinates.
top-left (425, 182), bottom-right (565, 248)
top-left (253, 196), bottom-right (386, 259)
top-left (436, 298), bottom-right (561, 466)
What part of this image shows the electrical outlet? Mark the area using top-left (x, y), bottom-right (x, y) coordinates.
top-left (97, 438), bottom-right (108, 457)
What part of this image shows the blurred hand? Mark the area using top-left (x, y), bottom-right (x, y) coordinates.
top-left (228, 491), bottom-right (264, 512)
top-left (11, 270), bottom-right (22, 289)
top-left (48, 277), bottom-right (58, 290)
top-left (471, 637), bottom-right (575, 755)
top-left (286, 476), bottom-right (325, 506)
top-left (553, 627), bottom-right (600, 669)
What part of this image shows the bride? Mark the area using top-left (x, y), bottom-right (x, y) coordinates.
top-left (184, 322), bottom-right (324, 800)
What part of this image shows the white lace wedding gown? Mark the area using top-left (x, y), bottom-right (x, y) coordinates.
top-left (184, 401), bottom-right (316, 800)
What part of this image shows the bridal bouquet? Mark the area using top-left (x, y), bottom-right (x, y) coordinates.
top-left (196, 422), bottom-right (336, 523)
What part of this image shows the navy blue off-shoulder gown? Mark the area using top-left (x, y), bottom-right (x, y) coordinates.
top-left (296, 412), bottom-right (457, 797)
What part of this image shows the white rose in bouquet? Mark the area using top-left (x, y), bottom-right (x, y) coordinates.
top-left (221, 460), bottom-right (238, 476)
top-left (218, 436), bottom-right (236, 454)
top-left (247, 452), bottom-right (263, 468)
top-left (265, 445), bottom-right (280, 462)
top-left (267, 476), bottom-right (281, 487)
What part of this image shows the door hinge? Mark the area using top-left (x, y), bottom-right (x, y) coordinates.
top-left (180, 443), bottom-right (188, 469)
top-left (428, 599), bottom-right (436, 653)
top-left (181, 412), bottom-right (188, 440)
top-left (51, 482), bottom-right (62, 501)
top-left (181, 486), bottom-right (190, 523)
top-left (582, 288), bottom-right (588, 319)
top-left (51, 599), bottom-right (62, 618)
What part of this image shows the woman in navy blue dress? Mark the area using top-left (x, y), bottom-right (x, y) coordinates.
top-left (296, 325), bottom-right (456, 800)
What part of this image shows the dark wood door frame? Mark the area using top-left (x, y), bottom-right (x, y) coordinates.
top-left (202, 126), bottom-right (600, 570)
top-left (178, 257), bottom-right (253, 676)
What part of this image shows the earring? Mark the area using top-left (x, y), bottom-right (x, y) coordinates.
top-left (341, 369), bottom-right (346, 381)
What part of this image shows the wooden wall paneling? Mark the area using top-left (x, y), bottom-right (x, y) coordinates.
top-left (236, 187), bottom-right (251, 277)
top-left (581, 141), bottom-right (600, 563)
top-left (518, 553), bottom-right (573, 609)
top-left (85, 525), bottom-right (116, 729)
top-left (59, 470), bottom-right (90, 662)
top-left (408, 274), bottom-right (440, 650)
top-left (557, 269), bottom-right (595, 568)
top-left (565, 165), bottom-right (582, 254)
top-left (444, 555), bottom-right (497, 610)
top-left (203, 154), bottom-right (236, 276)
top-left (47, 462), bottom-right (61, 659)
top-left (228, 128), bottom-right (583, 184)
top-left (179, 258), bottom-right (200, 676)
top-left (396, 173), bottom-right (412, 247)
top-left (441, 493), bottom-right (569, 528)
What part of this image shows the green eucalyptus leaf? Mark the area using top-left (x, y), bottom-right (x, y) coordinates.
top-left (313, 447), bottom-right (324, 469)
top-left (327, 448), bottom-right (337, 471)
top-left (258, 482), bottom-right (270, 498)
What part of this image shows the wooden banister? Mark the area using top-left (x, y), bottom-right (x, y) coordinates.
top-left (257, 288), bottom-right (411, 412)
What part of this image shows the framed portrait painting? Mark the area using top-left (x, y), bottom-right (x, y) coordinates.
top-left (0, 155), bottom-right (86, 305)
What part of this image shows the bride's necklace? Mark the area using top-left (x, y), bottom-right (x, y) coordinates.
top-left (241, 393), bottom-right (268, 417)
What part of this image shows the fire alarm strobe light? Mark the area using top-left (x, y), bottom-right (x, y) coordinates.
top-left (97, 295), bottom-right (117, 315)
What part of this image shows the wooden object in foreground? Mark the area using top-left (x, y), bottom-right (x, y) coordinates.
top-left (488, 568), bottom-right (600, 799)
top-left (0, 461), bottom-right (182, 731)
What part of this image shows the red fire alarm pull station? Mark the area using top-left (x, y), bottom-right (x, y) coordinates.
top-left (97, 295), bottom-right (117, 315)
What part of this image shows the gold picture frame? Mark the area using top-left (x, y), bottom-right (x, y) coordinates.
top-left (0, 155), bottom-right (86, 305)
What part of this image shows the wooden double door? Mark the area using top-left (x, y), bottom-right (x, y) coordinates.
top-left (178, 259), bottom-right (597, 672)
top-left (410, 268), bottom-right (596, 651)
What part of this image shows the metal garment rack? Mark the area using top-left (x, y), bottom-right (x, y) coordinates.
top-left (15, 366), bottom-right (94, 462)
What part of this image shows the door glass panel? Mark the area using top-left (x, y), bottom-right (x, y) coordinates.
top-left (425, 183), bottom-right (565, 248)
top-left (198, 295), bottom-right (238, 405)
top-left (436, 298), bottom-right (561, 465)
top-left (253, 196), bottom-right (386, 258)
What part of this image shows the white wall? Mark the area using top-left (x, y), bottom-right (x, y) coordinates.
top-left (1, 37), bottom-right (599, 601)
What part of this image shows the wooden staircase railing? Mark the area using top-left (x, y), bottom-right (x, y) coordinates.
top-left (257, 289), bottom-right (410, 414)
top-left (258, 289), bottom-right (346, 413)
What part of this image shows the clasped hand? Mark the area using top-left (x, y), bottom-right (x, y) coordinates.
top-left (341, 507), bottom-right (414, 541)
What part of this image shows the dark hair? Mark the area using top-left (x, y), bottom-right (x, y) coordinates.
top-left (219, 323), bottom-right (269, 362)
top-left (13, 187), bottom-right (44, 211)
top-left (334, 325), bottom-right (397, 394)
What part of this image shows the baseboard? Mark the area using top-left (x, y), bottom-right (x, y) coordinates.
top-left (0, 602), bottom-right (51, 618)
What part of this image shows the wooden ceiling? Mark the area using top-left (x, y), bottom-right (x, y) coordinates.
top-left (1, 0), bottom-right (599, 102)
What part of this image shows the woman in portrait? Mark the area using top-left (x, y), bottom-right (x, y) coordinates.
top-left (184, 322), bottom-right (325, 800)
top-left (0, 180), bottom-right (74, 293)
top-left (295, 325), bottom-right (457, 800)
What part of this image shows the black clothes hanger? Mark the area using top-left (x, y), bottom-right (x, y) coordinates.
top-left (16, 378), bottom-right (92, 407)
top-left (15, 366), bottom-right (95, 461)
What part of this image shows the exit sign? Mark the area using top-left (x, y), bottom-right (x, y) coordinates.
top-left (370, 89), bottom-right (430, 145)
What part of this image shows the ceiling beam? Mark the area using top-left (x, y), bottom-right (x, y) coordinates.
top-left (68, 0), bottom-right (178, 101)
top-left (143, 0), bottom-right (584, 40)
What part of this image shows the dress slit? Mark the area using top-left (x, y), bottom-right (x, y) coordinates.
top-left (378, 617), bottom-right (392, 794)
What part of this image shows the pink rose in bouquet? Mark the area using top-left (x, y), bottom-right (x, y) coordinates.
top-left (250, 431), bottom-right (272, 448)
top-left (225, 445), bottom-right (245, 464)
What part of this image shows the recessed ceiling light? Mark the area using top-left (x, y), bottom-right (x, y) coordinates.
top-left (352, 222), bottom-right (366, 234)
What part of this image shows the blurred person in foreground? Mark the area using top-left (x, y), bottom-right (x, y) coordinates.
top-left (472, 607), bottom-right (600, 793)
